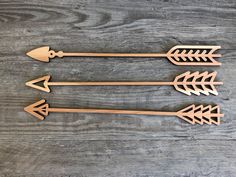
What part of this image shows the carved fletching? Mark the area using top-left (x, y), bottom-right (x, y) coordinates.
top-left (173, 71), bottom-right (222, 96)
top-left (177, 104), bottom-right (223, 125)
top-left (166, 45), bottom-right (221, 66)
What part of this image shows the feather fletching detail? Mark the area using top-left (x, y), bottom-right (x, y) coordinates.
top-left (177, 105), bottom-right (222, 125)
top-left (173, 71), bottom-right (221, 96)
top-left (166, 45), bottom-right (221, 66)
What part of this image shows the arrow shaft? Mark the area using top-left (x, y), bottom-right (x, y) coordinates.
top-left (48, 81), bottom-right (173, 86)
top-left (63, 52), bottom-right (167, 58)
top-left (47, 81), bottom-right (223, 86)
top-left (48, 108), bottom-right (177, 116)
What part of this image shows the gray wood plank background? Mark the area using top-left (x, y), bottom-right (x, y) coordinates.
top-left (0, 0), bottom-right (235, 176)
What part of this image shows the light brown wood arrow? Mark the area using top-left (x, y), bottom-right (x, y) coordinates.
top-left (26, 45), bottom-right (222, 66)
top-left (24, 99), bottom-right (223, 125)
top-left (26, 71), bottom-right (223, 96)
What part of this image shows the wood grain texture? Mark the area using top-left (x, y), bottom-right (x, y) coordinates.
top-left (0, 0), bottom-right (235, 176)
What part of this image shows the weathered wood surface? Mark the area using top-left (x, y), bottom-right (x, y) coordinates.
top-left (0, 0), bottom-right (235, 176)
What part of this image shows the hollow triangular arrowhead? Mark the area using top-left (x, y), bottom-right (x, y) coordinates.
top-left (24, 99), bottom-right (49, 120)
top-left (26, 75), bottom-right (51, 92)
top-left (26, 46), bottom-right (50, 62)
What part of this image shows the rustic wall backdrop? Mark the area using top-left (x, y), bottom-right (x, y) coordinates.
top-left (0, 0), bottom-right (235, 176)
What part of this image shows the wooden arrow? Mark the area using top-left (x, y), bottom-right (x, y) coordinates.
top-left (26, 45), bottom-right (222, 66)
top-left (26, 71), bottom-right (223, 96)
top-left (24, 99), bottom-right (223, 125)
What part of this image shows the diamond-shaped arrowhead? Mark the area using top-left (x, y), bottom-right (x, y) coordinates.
top-left (24, 99), bottom-right (49, 120)
top-left (26, 75), bottom-right (51, 92)
top-left (26, 46), bottom-right (50, 62)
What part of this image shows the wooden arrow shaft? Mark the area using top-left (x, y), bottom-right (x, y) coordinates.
top-left (63, 53), bottom-right (221, 58)
top-left (48, 107), bottom-right (177, 116)
top-left (46, 108), bottom-right (225, 117)
top-left (63, 52), bottom-right (167, 58)
top-left (48, 81), bottom-right (173, 86)
top-left (47, 81), bottom-right (223, 86)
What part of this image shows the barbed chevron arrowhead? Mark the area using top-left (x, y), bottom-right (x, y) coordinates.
top-left (26, 75), bottom-right (51, 92)
top-left (24, 99), bottom-right (49, 120)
